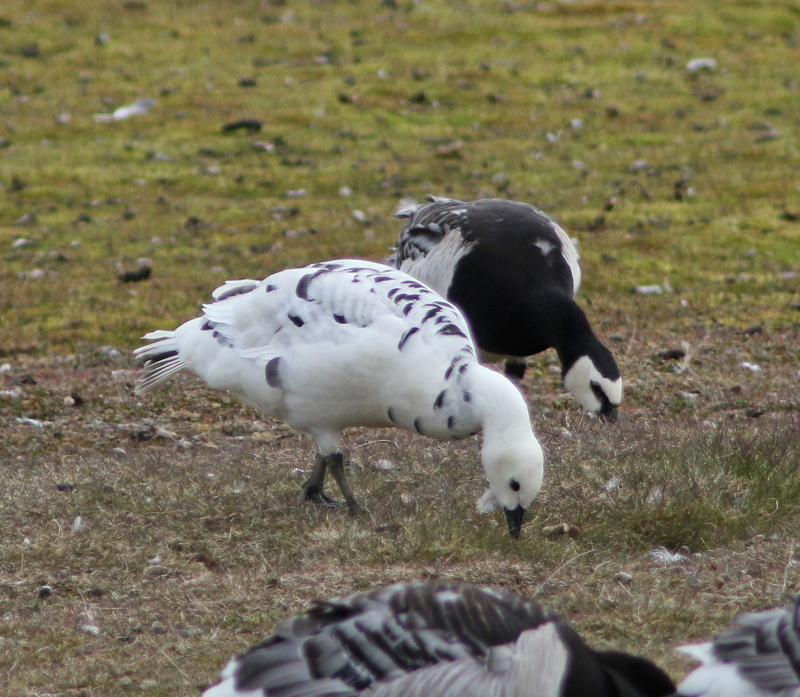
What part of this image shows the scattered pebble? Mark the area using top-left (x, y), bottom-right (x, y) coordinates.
top-left (541, 523), bottom-right (569, 537)
top-left (687, 57), bottom-right (717, 72)
top-left (605, 476), bottom-right (622, 492)
top-left (16, 417), bottom-right (46, 427)
top-left (636, 284), bottom-right (663, 295)
top-left (339, 186), bottom-right (352, 196)
top-left (72, 516), bottom-right (83, 533)
top-left (94, 98), bottom-right (155, 122)
top-left (373, 459), bottom-right (396, 470)
top-left (144, 566), bottom-right (170, 578)
top-left (613, 572), bottom-right (633, 585)
top-left (80, 624), bottom-right (101, 636)
top-left (37, 585), bottom-right (52, 598)
top-left (678, 391), bottom-right (699, 400)
top-left (741, 362), bottom-right (761, 372)
top-left (352, 210), bottom-right (369, 223)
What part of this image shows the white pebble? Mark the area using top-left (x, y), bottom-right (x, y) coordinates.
top-left (339, 186), bottom-right (352, 196)
top-left (741, 362), bottom-right (761, 372)
top-left (687, 57), bottom-right (717, 72)
top-left (373, 459), bottom-right (395, 471)
top-left (636, 284), bottom-right (663, 295)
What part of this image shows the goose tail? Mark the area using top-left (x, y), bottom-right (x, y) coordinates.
top-left (133, 329), bottom-right (189, 395)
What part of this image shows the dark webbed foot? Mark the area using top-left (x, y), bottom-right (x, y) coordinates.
top-left (504, 359), bottom-right (528, 381)
top-left (300, 486), bottom-right (344, 508)
top-left (327, 453), bottom-right (366, 516)
top-left (299, 453), bottom-right (365, 515)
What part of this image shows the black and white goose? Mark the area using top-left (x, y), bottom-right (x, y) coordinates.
top-left (676, 596), bottom-right (800, 696)
top-left (201, 581), bottom-right (676, 697)
top-left (389, 196), bottom-right (622, 421)
top-left (134, 260), bottom-right (543, 537)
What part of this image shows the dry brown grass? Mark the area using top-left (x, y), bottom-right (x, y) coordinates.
top-left (2, 322), bottom-right (800, 696)
top-left (2, 0), bottom-right (800, 694)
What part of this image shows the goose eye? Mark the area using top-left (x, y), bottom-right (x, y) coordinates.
top-left (509, 479), bottom-right (520, 492)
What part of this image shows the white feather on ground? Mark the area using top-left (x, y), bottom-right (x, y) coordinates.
top-left (134, 260), bottom-right (543, 537)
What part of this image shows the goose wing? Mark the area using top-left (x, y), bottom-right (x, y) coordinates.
top-left (391, 196), bottom-right (581, 297)
top-left (202, 582), bottom-right (557, 697)
top-left (677, 597), bottom-right (800, 696)
top-left (200, 260), bottom-right (475, 363)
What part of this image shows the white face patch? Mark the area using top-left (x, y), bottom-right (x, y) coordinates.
top-left (563, 355), bottom-right (623, 415)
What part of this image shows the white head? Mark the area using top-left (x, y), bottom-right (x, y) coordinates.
top-left (481, 434), bottom-right (544, 537)
top-left (469, 367), bottom-right (545, 537)
top-left (563, 355), bottom-right (622, 421)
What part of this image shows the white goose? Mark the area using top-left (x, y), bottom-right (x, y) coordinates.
top-left (676, 596), bottom-right (800, 696)
top-left (134, 260), bottom-right (543, 537)
top-left (201, 581), bottom-right (676, 697)
top-left (389, 196), bottom-right (622, 421)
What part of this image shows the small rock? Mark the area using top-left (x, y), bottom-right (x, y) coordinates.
top-left (37, 585), bottom-right (52, 598)
top-left (373, 459), bottom-right (396, 471)
top-left (635, 284), bottom-right (662, 295)
top-left (72, 516), bottom-right (83, 533)
top-left (658, 348), bottom-right (686, 360)
top-left (686, 57), bottom-right (717, 72)
top-left (80, 624), bottom-right (100, 636)
top-left (541, 523), bottom-right (569, 537)
top-left (144, 566), bottom-right (170, 578)
top-left (56, 483), bottom-right (76, 492)
top-left (609, 333), bottom-right (624, 341)
top-left (119, 266), bottom-right (151, 283)
top-left (613, 572), bottom-right (633, 585)
top-left (741, 362), bottom-right (761, 372)
top-left (150, 620), bottom-right (168, 634)
top-left (14, 212), bottom-right (37, 226)
top-left (222, 119), bottom-right (262, 133)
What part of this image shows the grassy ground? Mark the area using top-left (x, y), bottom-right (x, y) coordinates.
top-left (1, 0), bottom-right (799, 695)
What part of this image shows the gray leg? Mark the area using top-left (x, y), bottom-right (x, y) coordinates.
top-left (327, 453), bottom-right (366, 516)
top-left (299, 454), bottom-right (343, 507)
top-left (504, 358), bottom-right (527, 380)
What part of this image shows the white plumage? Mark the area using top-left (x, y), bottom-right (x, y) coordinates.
top-left (389, 196), bottom-right (622, 421)
top-left (134, 260), bottom-right (543, 537)
top-left (676, 597), bottom-right (800, 697)
top-left (200, 582), bottom-right (676, 697)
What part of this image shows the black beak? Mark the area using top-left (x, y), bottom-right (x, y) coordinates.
top-left (504, 505), bottom-right (526, 538)
top-left (599, 402), bottom-right (618, 423)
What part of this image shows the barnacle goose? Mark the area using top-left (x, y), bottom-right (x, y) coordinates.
top-left (201, 581), bottom-right (676, 697)
top-left (390, 196), bottom-right (622, 421)
top-left (676, 595), bottom-right (800, 696)
top-left (134, 260), bottom-right (543, 537)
